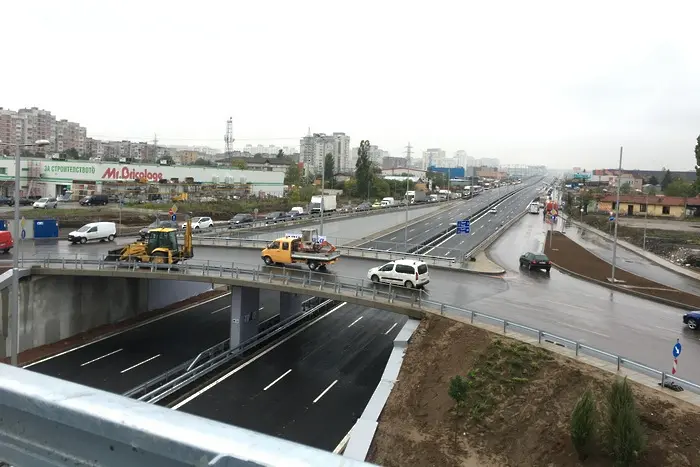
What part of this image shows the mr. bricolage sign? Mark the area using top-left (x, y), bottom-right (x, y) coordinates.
top-left (41, 163), bottom-right (163, 181)
top-left (101, 166), bottom-right (164, 181)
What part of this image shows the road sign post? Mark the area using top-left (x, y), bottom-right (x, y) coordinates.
top-left (457, 220), bottom-right (471, 264)
top-left (672, 339), bottom-right (682, 375)
top-left (171, 214), bottom-right (177, 222)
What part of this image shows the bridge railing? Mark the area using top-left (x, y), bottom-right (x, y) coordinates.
top-left (22, 254), bottom-right (700, 396)
top-left (0, 363), bottom-right (372, 466)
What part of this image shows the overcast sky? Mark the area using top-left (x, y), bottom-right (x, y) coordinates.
top-left (4, 1), bottom-right (699, 170)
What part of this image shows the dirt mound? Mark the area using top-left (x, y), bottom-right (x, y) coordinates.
top-left (367, 316), bottom-right (700, 466)
top-left (544, 231), bottom-right (700, 308)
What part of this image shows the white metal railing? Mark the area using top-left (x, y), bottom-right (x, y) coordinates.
top-left (22, 254), bottom-right (700, 396)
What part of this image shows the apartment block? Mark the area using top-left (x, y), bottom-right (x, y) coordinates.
top-left (18, 107), bottom-right (56, 151)
top-left (299, 132), bottom-right (352, 175)
top-left (55, 119), bottom-right (87, 153)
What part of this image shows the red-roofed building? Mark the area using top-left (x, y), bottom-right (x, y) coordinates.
top-left (599, 195), bottom-right (687, 218)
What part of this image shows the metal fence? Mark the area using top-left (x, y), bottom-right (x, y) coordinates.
top-left (22, 254), bottom-right (700, 396)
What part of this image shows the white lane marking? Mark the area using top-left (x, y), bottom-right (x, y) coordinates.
top-left (409, 228), bottom-right (415, 232)
top-left (259, 307), bottom-right (264, 310)
top-left (555, 321), bottom-right (610, 339)
top-left (384, 323), bottom-right (398, 335)
top-left (654, 325), bottom-right (681, 334)
top-left (172, 303), bottom-right (347, 410)
top-left (313, 379), bottom-right (338, 404)
top-left (263, 369), bottom-right (292, 391)
top-left (80, 348), bottom-right (123, 367)
top-left (390, 236), bottom-right (397, 241)
top-left (348, 316), bottom-right (363, 327)
top-left (120, 354), bottom-right (161, 374)
top-left (24, 293), bottom-right (230, 369)
top-left (210, 305), bottom-right (231, 314)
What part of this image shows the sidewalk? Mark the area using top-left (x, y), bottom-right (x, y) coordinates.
top-left (562, 214), bottom-right (700, 283)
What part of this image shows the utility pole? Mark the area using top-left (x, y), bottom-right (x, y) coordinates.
top-left (320, 154), bottom-right (325, 235)
top-left (224, 117), bottom-right (234, 160)
top-left (153, 134), bottom-right (158, 163)
top-left (643, 192), bottom-right (649, 250)
top-left (404, 142), bottom-right (412, 168)
top-left (611, 146), bottom-right (623, 283)
top-left (404, 177), bottom-right (409, 249)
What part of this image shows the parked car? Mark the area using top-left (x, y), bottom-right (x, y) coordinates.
top-left (12, 197), bottom-right (33, 206)
top-left (0, 196), bottom-right (13, 206)
top-left (33, 197), bottom-right (58, 209)
top-left (367, 259), bottom-right (430, 289)
top-left (354, 202), bottom-right (371, 212)
top-left (519, 252), bottom-right (551, 273)
top-left (229, 213), bottom-right (255, 228)
top-left (182, 216), bottom-right (213, 230)
top-left (68, 221), bottom-right (117, 244)
top-left (80, 194), bottom-right (109, 206)
top-left (265, 212), bottom-right (289, 224)
top-left (683, 311), bottom-right (700, 330)
top-left (139, 220), bottom-right (178, 239)
top-left (0, 230), bottom-right (14, 253)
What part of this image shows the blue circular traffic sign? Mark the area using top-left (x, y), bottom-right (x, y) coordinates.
top-left (673, 341), bottom-right (682, 358)
top-left (171, 214), bottom-right (177, 222)
top-left (21, 229), bottom-right (26, 240)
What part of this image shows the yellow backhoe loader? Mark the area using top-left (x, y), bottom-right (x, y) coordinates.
top-left (106, 217), bottom-right (194, 264)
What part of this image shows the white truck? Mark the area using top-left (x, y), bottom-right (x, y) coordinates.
top-left (528, 202), bottom-right (540, 214)
top-left (310, 195), bottom-right (337, 214)
top-left (380, 197), bottom-right (397, 207)
top-left (405, 190), bottom-right (428, 204)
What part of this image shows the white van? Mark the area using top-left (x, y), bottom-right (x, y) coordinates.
top-left (367, 259), bottom-right (430, 288)
top-left (68, 222), bottom-right (117, 244)
top-left (380, 197), bottom-right (396, 207)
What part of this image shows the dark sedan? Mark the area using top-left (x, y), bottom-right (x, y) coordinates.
top-left (265, 211), bottom-right (289, 224)
top-left (229, 213), bottom-right (255, 228)
top-left (519, 252), bottom-right (551, 273)
top-left (683, 311), bottom-right (700, 330)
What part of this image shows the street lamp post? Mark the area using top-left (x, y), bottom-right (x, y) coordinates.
top-left (404, 177), bottom-right (409, 249)
top-left (319, 157), bottom-right (325, 236)
top-left (0, 138), bottom-right (51, 366)
top-left (643, 192), bottom-right (649, 251)
top-left (610, 146), bottom-right (623, 283)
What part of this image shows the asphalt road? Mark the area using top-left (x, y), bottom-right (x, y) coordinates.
top-left (173, 303), bottom-right (409, 452)
top-left (24, 290), bottom-right (293, 393)
top-left (486, 212), bottom-right (700, 383)
top-left (357, 184), bottom-right (532, 251)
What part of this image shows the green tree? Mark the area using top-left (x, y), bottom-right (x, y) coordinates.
top-left (427, 168), bottom-right (447, 190)
top-left (664, 179), bottom-right (694, 197)
top-left (605, 377), bottom-right (645, 466)
top-left (694, 134), bottom-right (700, 193)
top-left (570, 389), bottom-right (597, 461)
top-left (372, 177), bottom-right (390, 198)
top-left (647, 175), bottom-right (659, 186)
top-left (661, 169), bottom-right (673, 190)
top-left (231, 159), bottom-right (247, 169)
top-left (194, 158), bottom-right (212, 166)
top-left (355, 140), bottom-right (373, 200)
top-left (284, 163), bottom-right (301, 186)
top-left (620, 182), bottom-right (632, 195)
top-left (448, 375), bottom-right (469, 412)
top-left (277, 149), bottom-right (285, 159)
top-left (323, 153), bottom-right (335, 188)
top-left (343, 177), bottom-right (357, 197)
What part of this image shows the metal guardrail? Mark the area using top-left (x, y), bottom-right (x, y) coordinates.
top-left (22, 254), bottom-right (700, 396)
top-left (123, 297), bottom-right (335, 403)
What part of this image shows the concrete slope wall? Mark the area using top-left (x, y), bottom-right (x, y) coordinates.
top-left (0, 276), bottom-right (212, 358)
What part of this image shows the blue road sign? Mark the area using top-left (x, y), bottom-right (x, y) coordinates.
top-left (609, 216), bottom-right (615, 222)
top-left (673, 340), bottom-right (682, 358)
top-left (456, 220), bottom-right (470, 235)
top-left (171, 214), bottom-right (177, 222)
top-left (21, 229), bottom-right (26, 240)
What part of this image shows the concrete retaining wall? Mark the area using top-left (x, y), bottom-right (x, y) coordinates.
top-left (0, 275), bottom-right (212, 358)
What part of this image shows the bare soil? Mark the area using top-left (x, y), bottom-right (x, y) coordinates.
top-left (2, 288), bottom-right (227, 366)
top-left (544, 230), bottom-right (700, 308)
top-left (367, 315), bottom-right (700, 466)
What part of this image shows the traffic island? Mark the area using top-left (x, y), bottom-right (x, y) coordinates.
top-left (366, 314), bottom-right (700, 467)
top-left (544, 231), bottom-right (700, 309)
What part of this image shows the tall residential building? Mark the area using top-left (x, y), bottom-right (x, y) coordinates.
top-left (299, 132), bottom-right (352, 175)
top-left (350, 145), bottom-right (389, 169)
top-left (0, 108), bottom-right (26, 152)
top-left (475, 157), bottom-right (499, 168)
top-left (18, 107), bottom-right (56, 150)
top-left (55, 119), bottom-right (87, 153)
top-left (422, 148), bottom-right (445, 169)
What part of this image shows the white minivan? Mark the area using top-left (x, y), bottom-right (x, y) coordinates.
top-left (367, 259), bottom-right (430, 288)
top-left (68, 221), bottom-right (117, 244)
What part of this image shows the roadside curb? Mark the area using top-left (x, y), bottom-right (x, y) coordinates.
top-left (342, 318), bottom-right (420, 461)
top-left (563, 214), bottom-right (700, 283)
top-left (549, 260), bottom-right (695, 311)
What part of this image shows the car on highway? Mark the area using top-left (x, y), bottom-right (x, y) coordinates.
top-left (182, 216), bottom-right (213, 230)
top-left (367, 259), bottom-right (430, 289)
top-left (0, 196), bottom-right (13, 206)
top-left (354, 202), bottom-right (371, 211)
top-left (265, 211), bottom-right (290, 224)
top-left (682, 311), bottom-right (700, 330)
top-left (139, 220), bottom-right (178, 239)
top-left (519, 252), bottom-right (551, 273)
top-left (33, 197), bottom-right (58, 209)
top-left (229, 213), bottom-right (255, 228)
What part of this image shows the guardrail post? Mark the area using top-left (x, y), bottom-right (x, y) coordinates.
top-left (219, 265), bottom-right (223, 277)
top-left (538, 330), bottom-right (542, 343)
top-left (372, 288), bottom-right (376, 300)
top-left (74, 254), bottom-right (78, 269)
top-left (617, 356), bottom-right (621, 371)
top-left (440, 304), bottom-right (444, 316)
top-left (355, 284), bottom-right (359, 297)
top-left (575, 342), bottom-right (580, 357)
top-left (319, 277), bottom-right (324, 291)
top-left (235, 267), bottom-right (239, 279)
top-left (503, 320), bottom-right (507, 334)
top-left (660, 371), bottom-right (666, 387)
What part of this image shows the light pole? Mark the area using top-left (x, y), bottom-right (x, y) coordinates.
top-left (319, 156), bottom-right (325, 236)
top-left (0, 138), bottom-right (51, 366)
top-left (404, 177), bottom-right (409, 249)
top-left (643, 192), bottom-right (649, 250)
top-left (610, 146), bottom-right (623, 283)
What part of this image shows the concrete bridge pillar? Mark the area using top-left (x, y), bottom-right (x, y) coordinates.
top-left (279, 292), bottom-right (302, 321)
top-left (230, 287), bottom-right (260, 348)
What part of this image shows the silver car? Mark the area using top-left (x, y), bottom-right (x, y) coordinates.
top-left (33, 197), bottom-right (58, 209)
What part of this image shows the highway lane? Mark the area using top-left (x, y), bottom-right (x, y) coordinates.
top-left (425, 183), bottom-right (543, 257)
top-left (484, 212), bottom-right (700, 383)
top-left (24, 290), bottom-right (296, 393)
top-left (358, 185), bottom-right (528, 251)
top-left (172, 303), bottom-right (409, 452)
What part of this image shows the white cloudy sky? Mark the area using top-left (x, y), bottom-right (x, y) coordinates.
top-left (3, 1), bottom-right (699, 170)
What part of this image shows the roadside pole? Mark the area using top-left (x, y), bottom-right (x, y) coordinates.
top-left (643, 192), bottom-right (648, 250)
top-left (610, 146), bottom-right (623, 283)
top-left (320, 158), bottom-right (325, 236)
top-left (404, 177), bottom-right (409, 250)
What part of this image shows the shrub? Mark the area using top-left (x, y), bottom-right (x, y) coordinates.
top-left (605, 377), bottom-right (645, 466)
top-left (448, 375), bottom-right (469, 411)
top-left (570, 388), bottom-right (597, 460)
